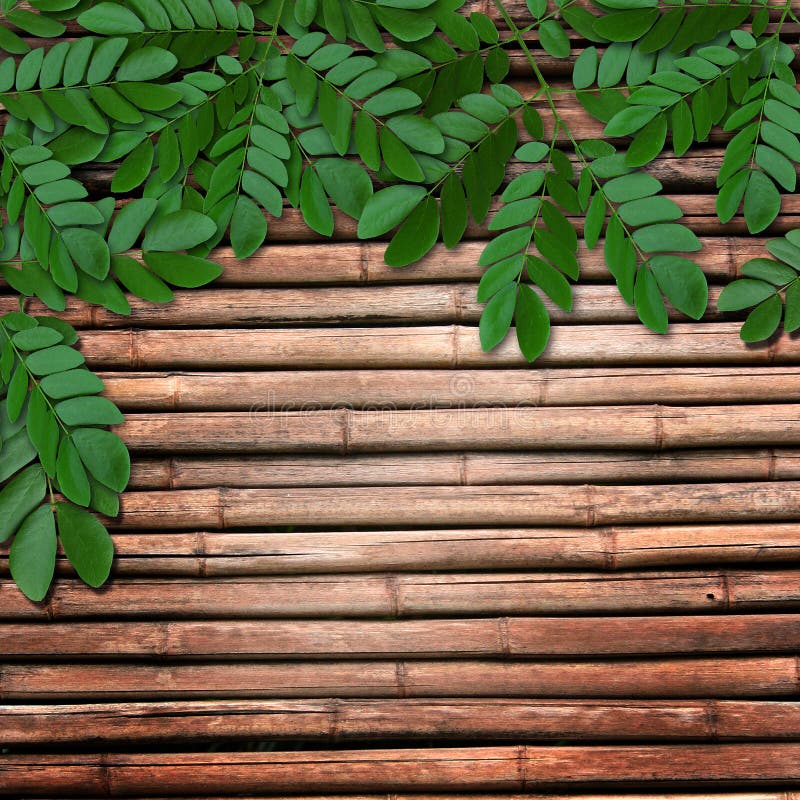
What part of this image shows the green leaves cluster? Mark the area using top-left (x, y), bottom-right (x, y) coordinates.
top-left (0, 0), bottom-right (797, 598)
top-left (718, 230), bottom-right (800, 341)
top-left (1, 310), bottom-right (126, 600)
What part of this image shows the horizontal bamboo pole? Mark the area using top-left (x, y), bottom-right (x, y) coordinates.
top-left (0, 789), bottom-right (797, 800)
top-left (4, 698), bottom-right (800, 745)
top-left (115, 405), bottom-right (800, 454)
top-left (100, 368), bottom-right (800, 412)
top-left (226, 194), bottom-right (800, 243)
top-left (5, 614), bottom-right (800, 659)
top-left (76, 324), bottom-right (800, 369)
top-left (7, 743), bottom-right (800, 795)
top-left (125, 448), bottom-right (800, 490)
top-left (185, 237), bottom-right (762, 286)
top-left (38, 522), bottom-right (796, 577)
top-left (4, 569), bottom-right (800, 620)
top-left (106, 482), bottom-right (800, 530)
top-left (0, 284), bottom-right (738, 328)
top-left (1, 656), bottom-right (797, 701)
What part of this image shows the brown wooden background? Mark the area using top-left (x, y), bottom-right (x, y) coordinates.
top-left (2, 0), bottom-right (800, 796)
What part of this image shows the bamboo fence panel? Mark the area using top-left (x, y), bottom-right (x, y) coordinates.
top-left (3, 7), bottom-right (800, 798)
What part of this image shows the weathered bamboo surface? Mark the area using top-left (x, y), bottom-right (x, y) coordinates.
top-left (2, 569), bottom-right (799, 619)
top-left (4, 7), bottom-right (800, 798)
top-left (7, 698), bottom-right (800, 745)
top-left (75, 324), bottom-right (800, 368)
top-left (9, 744), bottom-right (800, 795)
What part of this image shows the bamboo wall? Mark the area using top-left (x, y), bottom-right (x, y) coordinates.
top-left (2, 0), bottom-right (800, 796)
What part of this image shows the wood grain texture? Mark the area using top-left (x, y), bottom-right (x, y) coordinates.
top-left (76, 324), bottom-right (800, 369)
top-left (5, 614), bottom-right (800, 659)
top-left (114, 405), bottom-right (800, 454)
top-left (6, 521), bottom-right (799, 578)
top-left (2, 570), bottom-right (799, 620)
top-left (108, 482), bottom-right (800, 529)
top-left (2, 657), bottom-right (795, 701)
top-left (7, 744), bottom-right (800, 795)
top-left (6, 699), bottom-right (800, 745)
top-left (123, 448), bottom-right (800, 489)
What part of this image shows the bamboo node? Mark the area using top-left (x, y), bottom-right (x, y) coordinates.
top-left (341, 409), bottom-right (351, 455)
top-left (326, 698), bottom-right (341, 739)
top-left (169, 375), bottom-right (181, 410)
top-left (769, 448), bottom-right (778, 481)
top-left (704, 699), bottom-right (720, 739)
top-left (451, 324), bottom-right (460, 368)
top-left (498, 617), bottom-right (512, 656)
top-left (536, 370), bottom-right (550, 407)
top-left (358, 242), bottom-right (370, 282)
top-left (601, 527), bottom-right (619, 571)
top-left (157, 621), bottom-right (170, 658)
top-left (386, 576), bottom-right (400, 617)
top-left (584, 484), bottom-right (597, 528)
top-left (218, 488), bottom-right (229, 530)
top-left (517, 743), bottom-right (528, 789)
top-left (721, 573), bottom-right (733, 610)
top-left (395, 661), bottom-right (407, 698)
top-left (451, 286), bottom-right (464, 322)
top-left (100, 751), bottom-right (112, 797)
top-left (458, 453), bottom-right (468, 486)
top-left (653, 404), bottom-right (665, 451)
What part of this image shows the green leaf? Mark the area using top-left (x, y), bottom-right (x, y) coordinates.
top-left (57, 436), bottom-right (91, 507)
top-left (13, 327), bottom-right (63, 351)
top-left (299, 168), bottom-right (334, 237)
top-left (718, 279), bottom-right (776, 312)
top-left (40, 368), bottom-right (105, 400)
top-left (25, 345), bottom-right (85, 376)
top-left (743, 171), bottom-right (781, 234)
top-left (55, 396), bottom-right (124, 426)
top-left (108, 198), bottom-right (158, 254)
top-left (111, 139), bottom-right (154, 193)
top-left (357, 185), bottom-right (427, 238)
top-left (9, 505), bottom-right (56, 601)
top-left (633, 223), bottom-right (701, 254)
top-left (784, 281), bottom-right (800, 333)
top-left (26, 387), bottom-right (59, 477)
top-left (740, 294), bottom-right (783, 342)
top-left (116, 47), bottom-right (177, 81)
top-left (539, 20), bottom-right (570, 58)
top-left (77, 3), bottom-right (144, 33)
top-left (479, 283), bottom-right (516, 351)
top-left (142, 210), bottom-right (217, 251)
top-left (315, 159), bottom-right (373, 220)
top-left (477, 256), bottom-right (524, 303)
top-left (573, 47), bottom-right (598, 90)
top-left (604, 105), bottom-right (660, 137)
top-left (56, 501), bottom-right (115, 588)
top-left (440, 173), bottom-right (468, 249)
top-left (515, 283), bottom-right (550, 361)
top-left (0, 464), bottom-right (46, 543)
top-left (230, 197), bottom-right (267, 259)
top-left (527, 256), bottom-right (572, 311)
top-left (71, 427), bottom-right (130, 493)
top-left (634, 265), bottom-right (668, 333)
top-left (142, 252), bottom-right (223, 288)
top-left (61, 228), bottom-right (111, 280)
top-left (384, 196), bottom-right (439, 267)
top-left (649, 256), bottom-right (708, 320)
